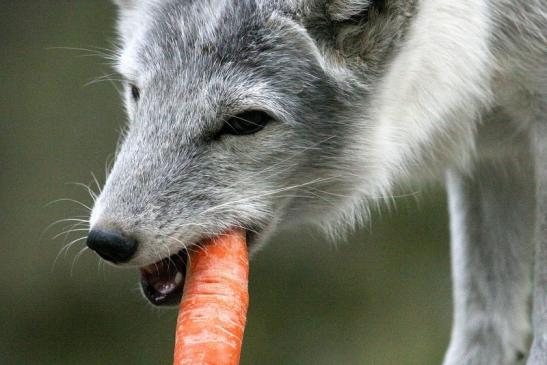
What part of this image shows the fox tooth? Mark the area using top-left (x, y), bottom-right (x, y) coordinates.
top-left (174, 272), bottom-right (183, 285)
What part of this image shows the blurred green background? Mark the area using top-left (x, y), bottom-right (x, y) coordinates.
top-left (1, 1), bottom-right (453, 364)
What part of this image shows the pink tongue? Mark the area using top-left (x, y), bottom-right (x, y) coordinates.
top-left (153, 272), bottom-right (183, 295)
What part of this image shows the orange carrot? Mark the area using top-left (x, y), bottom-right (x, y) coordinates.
top-left (173, 230), bottom-right (249, 365)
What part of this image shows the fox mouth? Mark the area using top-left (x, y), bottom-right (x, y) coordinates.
top-left (140, 250), bottom-right (188, 306)
top-left (139, 230), bottom-right (257, 306)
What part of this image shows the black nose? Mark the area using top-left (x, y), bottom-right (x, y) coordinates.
top-left (86, 229), bottom-right (138, 263)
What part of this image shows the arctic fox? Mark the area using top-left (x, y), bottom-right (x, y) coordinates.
top-left (86, 0), bottom-right (546, 363)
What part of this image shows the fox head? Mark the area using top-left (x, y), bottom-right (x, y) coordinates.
top-left (89, 0), bottom-right (491, 274)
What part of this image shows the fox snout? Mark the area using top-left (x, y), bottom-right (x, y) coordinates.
top-left (86, 229), bottom-right (138, 264)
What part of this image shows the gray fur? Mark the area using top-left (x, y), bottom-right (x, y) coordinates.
top-left (445, 113), bottom-right (536, 364)
top-left (91, 0), bottom-right (547, 362)
top-left (528, 101), bottom-right (547, 364)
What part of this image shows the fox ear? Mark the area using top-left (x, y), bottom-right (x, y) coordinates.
top-left (326, 0), bottom-right (378, 21)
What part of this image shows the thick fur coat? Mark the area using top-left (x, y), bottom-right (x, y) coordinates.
top-left (89, 0), bottom-right (546, 363)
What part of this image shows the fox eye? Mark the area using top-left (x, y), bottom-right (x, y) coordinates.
top-left (130, 84), bottom-right (140, 102)
top-left (220, 110), bottom-right (271, 136)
